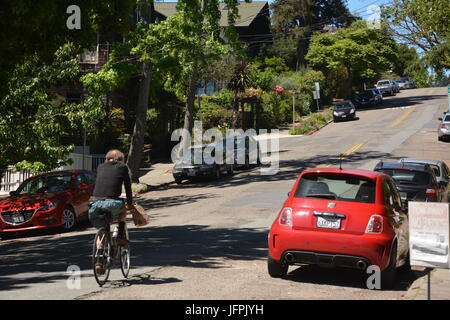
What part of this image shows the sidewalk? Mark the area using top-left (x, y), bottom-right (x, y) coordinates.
top-left (138, 162), bottom-right (175, 188)
top-left (403, 268), bottom-right (450, 300)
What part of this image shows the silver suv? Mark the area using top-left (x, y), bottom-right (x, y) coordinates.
top-left (375, 80), bottom-right (396, 96)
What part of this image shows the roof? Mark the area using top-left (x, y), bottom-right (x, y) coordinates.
top-left (399, 158), bottom-right (443, 166)
top-left (301, 168), bottom-right (382, 180)
top-left (374, 161), bottom-right (431, 172)
top-left (154, 1), bottom-right (268, 27)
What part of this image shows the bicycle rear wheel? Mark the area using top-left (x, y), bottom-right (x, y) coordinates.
top-left (120, 224), bottom-right (130, 278)
top-left (92, 228), bottom-right (112, 286)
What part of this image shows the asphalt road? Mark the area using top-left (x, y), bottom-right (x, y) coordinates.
top-left (1, 87), bottom-right (449, 300)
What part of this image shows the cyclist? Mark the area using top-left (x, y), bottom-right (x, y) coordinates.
top-left (89, 149), bottom-right (133, 273)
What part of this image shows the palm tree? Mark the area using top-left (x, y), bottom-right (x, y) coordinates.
top-left (228, 61), bottom-right (252, 129)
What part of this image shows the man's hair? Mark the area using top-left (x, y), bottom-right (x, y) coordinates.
top-left (105, 149), bottom-right (125, 163)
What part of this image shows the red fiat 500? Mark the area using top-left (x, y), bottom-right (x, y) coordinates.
top-left (268, 168), bottom-right (410, 289)
top-left (0, 170), bottom-right (95, 235)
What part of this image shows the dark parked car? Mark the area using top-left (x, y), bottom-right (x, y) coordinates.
top-left (225, 134), bottom-right (261, 170)
top-left (333, 101), bottom-right (357, 122)
top-left (172, 143), bottom-right (234, 184)
top-left (354, 90), bottom-right (377, 107)
top-left (369, 88), bottom-right (383, 105)
top-left (0, 170), bottom-right (95, 235)
top-left (374, 162), bottom-right (444, 206)
top-left (399, 158), bottom-right (450, 202)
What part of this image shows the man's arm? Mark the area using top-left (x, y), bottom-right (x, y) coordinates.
top-left (122, 165), bottom-right (133, 206)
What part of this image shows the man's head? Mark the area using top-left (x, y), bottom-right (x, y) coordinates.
top-left (105, 149), bottom-right (125, 163)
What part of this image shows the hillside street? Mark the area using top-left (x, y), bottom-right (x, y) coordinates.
top-left (1, 87), bottom-right (449, 300)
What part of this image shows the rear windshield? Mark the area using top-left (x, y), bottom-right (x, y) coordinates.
top-left (334, 103), bottom-right (353, 109)
top-left (377, 169), bottom-right (431, 186)
top-left (444, 115), bottom-right (450, 121)
top-left (294, 173), bottom-right (376, 204)
top-left (357, 91), bottom-right (373, 98)
top-left (378, 81), bottom-right (390, 86)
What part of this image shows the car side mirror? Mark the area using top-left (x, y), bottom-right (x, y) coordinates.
top-left (287, 192), bottom-right (291, 197)
top-left (438, 117), bottom-right (443, 121)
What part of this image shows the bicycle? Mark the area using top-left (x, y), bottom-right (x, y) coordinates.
top-left (92, 210), bottom-right (130, 286)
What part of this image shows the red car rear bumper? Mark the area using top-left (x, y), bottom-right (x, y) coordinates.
top-left (269, 227), bottom-right (394, 271)
top-left (0, 207), bottom-right (64, 233)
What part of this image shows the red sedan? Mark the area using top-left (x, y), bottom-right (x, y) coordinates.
top-left (0, 170), bottom-right (95, 235)
top-left (268, 168), bottom-right (409, 289)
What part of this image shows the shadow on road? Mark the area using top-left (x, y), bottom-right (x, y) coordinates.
top-left (284, 264), bottom-right (429, 292)
top-left (0, 224), bottom-right (268, 292)
top-left (357, 92), bottom-right (446, 112)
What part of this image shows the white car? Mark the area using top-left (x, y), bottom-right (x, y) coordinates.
top-left (438, 113), bottom-right (450, 141)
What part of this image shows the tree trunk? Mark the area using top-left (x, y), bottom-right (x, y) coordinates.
top-left (180, 68), bottom-right (199, 155)
top-left (127, 61), bottom-right (152, 182)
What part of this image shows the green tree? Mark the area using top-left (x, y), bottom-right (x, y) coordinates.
top-left (382, 0), bottom-right (450, 79)
top-left (270, 0), bottom-right (356, 70)
top-left (306, 20), bottom-right (397, 98)
top-left (0, 0), bottom-right (135, 99)
top-left (0, 44), bottom-right (102, 174)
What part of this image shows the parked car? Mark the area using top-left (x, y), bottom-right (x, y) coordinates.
top-left (0, 170), bottom-right (95, 235)
top-left (353, 90), bottom-right (377, 107)
top-left (172, 143), bottom-right (234, 184)
top-left (438, 113), bottom-right (450, 141)
top-left (267, 168), bottom-right (409, 289)
top-left (395, 80), bottom-right (408, 89)
top-left (390, 80), bottom-right (400, 93)
top-left (399, 77), bottom-right (417, 89)
top-left (399, 158), bottom-right (450, 202)
top-left (225, 134), bottom-right (261, 170)
top-left (374, 162), bottom-right (444, 205)
top-left (333, 101), bottom-right (357, 122)
top-left (369, 88), bottom-right (383, 105)
top-left (375, 80), bottom-right (396, 96)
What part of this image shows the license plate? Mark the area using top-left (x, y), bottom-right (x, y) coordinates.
top-left (400, 192), bottom-right (407, 200)
top-left (188, 169), bottom-right (196, 176)
top-left (12, 214), bottom-right (25, 224)
top-left (342, 115), bottom-right (347, 118)
top-left (317, 216), bottom-right (341, 229)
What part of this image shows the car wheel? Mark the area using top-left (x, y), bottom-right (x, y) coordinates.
top-left (175, 178), bottom-right (183, 184)
top-left (381, 245), bottom-right (397, 289)
top-left (267, 256), bottom-right (288, 278)
top-left (62, 206), bottom-right (77, 232)
top-left (398, 252), bottom-right (412, 274)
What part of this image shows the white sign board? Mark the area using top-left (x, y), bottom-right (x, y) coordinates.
top-left (314, 82), bottom-right (320, 92)
top-left (409, 202), bottom-right (450, 269)
top-left (313, 90), bottom-right (320, 100)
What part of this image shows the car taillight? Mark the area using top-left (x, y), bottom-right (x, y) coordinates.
top-left (426, 188), bottom-right (438, 198)
top-left (279, 207), bottom-right (292, 226)
top-left (366, 215), bottom-right (383, 233)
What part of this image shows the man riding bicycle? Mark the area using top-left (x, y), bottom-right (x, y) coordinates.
top-left (89, 149), bottom-right (133, 273)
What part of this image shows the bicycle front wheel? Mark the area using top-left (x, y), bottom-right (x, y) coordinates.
top-left (120, 225), bottom-right (130, 278)
top-left (92, 228), bottom-right (112, 286)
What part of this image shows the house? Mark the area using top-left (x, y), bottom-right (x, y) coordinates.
top-left (154, 1), bottom-right (271, 58)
